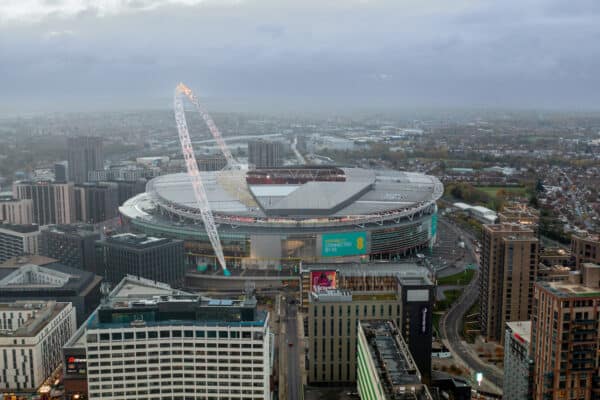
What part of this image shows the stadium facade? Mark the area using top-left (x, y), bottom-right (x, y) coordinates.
top-left (119, 166), bottom-right (443, 269)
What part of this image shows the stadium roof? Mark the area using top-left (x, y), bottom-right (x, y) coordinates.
top-left (142, 167), bottom-right (442, 219)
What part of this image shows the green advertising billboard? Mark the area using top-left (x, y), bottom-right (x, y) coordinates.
top-left (321, 232), bottom-right (367, 257)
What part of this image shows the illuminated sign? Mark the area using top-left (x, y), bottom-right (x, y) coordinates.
top-left (421, 306), bottom-right (428, 334)
top-left (310, 270), bottom-right (337, 291)
top-left (66, 355), bottom-right (87, 375)
top-left (321, 232), bottom-right (367, 257)
top-left (407, 289), bottom-right (429, 302)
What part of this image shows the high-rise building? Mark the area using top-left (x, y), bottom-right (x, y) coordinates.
top-left (0, 255), bottom-right (102, 325)
top-left (248, 140), bottom-right (283, 168)
top-left (97, 233), bottom-right (185, 286)
top-left (54, 161), bottom-right (69, 183)
top-left (67, 136), bottom-right (104, 184)
top-left (531, 264), bottom-right (600, 400)
top-left (0, 300), bottom-right (76, 391)
top-left (305, 264), bottom-right (434, 385)
top-left (396, 275), bottom-right (435, 382)
top-left (74, 182), bottom-right (119, 223)
top-left (571, 233), bottom-right (600, 270)
top-left (0, 223), bottom-right (40, 262)
top-left (503, 321), bottom-right (533, 400)
top-left (63, 276), bottom-right (272, 400)
top-left (480, 223), bottom-right (539, 343)
top-left (357, 320), bottom-right (433, 400)
top-left (13, 181), bottom-right (75, 225)
top-left (0, 195), bottom-right (33, 225)
top-left (498, 203), bottom-right (540, 232)
top-left (39, 224), bottom-right (100, 272)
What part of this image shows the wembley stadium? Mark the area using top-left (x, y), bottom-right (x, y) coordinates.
top-left (119, 166), bottom-right (443, 268)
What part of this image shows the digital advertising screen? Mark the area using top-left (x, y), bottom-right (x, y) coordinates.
top-left (310, 270), bottom-right (337, 290)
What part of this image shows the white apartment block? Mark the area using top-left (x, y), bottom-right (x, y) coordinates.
top-left (0, 301), bottom-right (76, 391)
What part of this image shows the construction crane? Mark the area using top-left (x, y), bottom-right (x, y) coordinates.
top-left (175, 83), bottom-right (238, 169)
top-left (174, 83), bottom-right (230, 276)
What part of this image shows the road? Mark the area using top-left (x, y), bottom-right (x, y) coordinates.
top-left (439, 217), bottom-right (504, 390)
top-left (291, 136), bottom-right (307, 164)
top-left (286, 302), bottom-right (301, 400)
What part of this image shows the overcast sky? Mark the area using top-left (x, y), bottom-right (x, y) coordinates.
top-left (1, 0), bottom-right (600, 114)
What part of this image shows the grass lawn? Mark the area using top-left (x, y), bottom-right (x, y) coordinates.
top-left (476, 185), bottom-right (529, 198)
top-left (437, 269), bottom-right (475, 286)
top-left (433, 313), bottom-right (442, 337)
top-left (434, 289), bottom-right (463, 312)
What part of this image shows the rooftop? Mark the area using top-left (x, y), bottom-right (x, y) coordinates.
top-left (572, 232), bottom-right (600, 242)
top-left (361, 320), bottom-right (432, 400)
top-left (0, 301), bottom-right (68, 338)
top-left (485, 223), bottom-right (535, 234)
top-left (0, 223), bottom-right (39, 234)
top-left (538, 280), bottom-right (600, 298)
top-left (0, 258), bottom-right (100, 294)
top-left (0, 255), bottom-right (58, 267)
top-left (96, 275), bottom-right (265, 329)
top-left (43, 224), bottom-right (98, 237)
top-left (0, 196), bottom-right (27, 203)
top-left (140, 167), bottom-right (442, 219)
top-left (310, 288), bottom-right (398, 303)
top-left (101, 233), bottom-right (173, 248)
top-left (303, 262), bottom-right (431, 279)
top-left (506, 320), bottom-right (531, 344)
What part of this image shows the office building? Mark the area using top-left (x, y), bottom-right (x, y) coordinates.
top-left (480, 223), bottom-right (539, 343)
top-left (0, 255), bottom-right (102, 325)
top-left (305, 264), bottom-right (434, 385)
top-left (63, 275), bottom-right (272, 400)
top-left (39, 224), bottom-right (100, 272)
top-left (531, 264), bottom-right (600, 400)
top-left (97, 233), bottom-right (185, 286)
top-left (13, 181), bottom-right (75, 225)
top-left (54, 161), bottom-right (69, 183)
top-left (67, 136), bottom-right (104, 184)
top-left (0, 300), bottom-right (76, 391)
top-left (571, 233), bottom-right (600, 270)
top-left (248, 140), bottom-right (283, 168)
top-left (357, 320), bottom-right (433, 400)
top-left (0, 195), bottom-right (33, 225)
top-left (0, 224), bottom-right (40, 262)
top-left (74, 182), bottom-right (119, 223)
top-left (503, 321), bottom-right (532, 400)
top-left (395, 275), bottom-right (435, 382)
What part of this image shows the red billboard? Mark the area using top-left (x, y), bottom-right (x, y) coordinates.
top-left (310, 270), bottom-right (337, 291)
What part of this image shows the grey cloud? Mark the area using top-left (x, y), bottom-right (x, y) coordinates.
top-left (0, 0), bottom-right (599, 114)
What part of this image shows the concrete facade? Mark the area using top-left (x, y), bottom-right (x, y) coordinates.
top-left (480, 223), bottom-right (539, 343)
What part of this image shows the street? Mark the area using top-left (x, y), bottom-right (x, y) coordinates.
top-left (286, 302), bottom-right (301, 400)
top-left (439, 217), bottom-right (504, 390)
